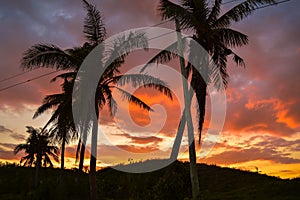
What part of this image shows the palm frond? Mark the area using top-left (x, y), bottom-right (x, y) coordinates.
top-left (33, 94), bottom-right (64, 119)
top-left (104, 31), bottom-right (148, 76)
top-left (190, 67), bottom-right (207, 144)
top-left (158, 0), bottom-right (194, 29)
top-left (207, 0), bottom-right (222, 24)
top-left (213, 0), bottom-right (278, 28)
top-left (107, 92), bottom-right (118, 116)
top-left (215, 28), bottom-right (249, 48)
top-left (113, 86), bottom-right (153, 112)
top-left (140, 38), bottom-right (188, 72)
top-left (112, 74), bottom-right (173, 100)
top-left (14, 144), bottom-right (28, 154)
top-left (50, 72), bottom-right (76, 82)
top-left (82, 0), bottom-right (106, 45)
top-left (21, 44), bottom-right (77, 70)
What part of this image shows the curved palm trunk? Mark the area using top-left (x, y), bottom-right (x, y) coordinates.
top-left (34, 145), bottom-right (42, 188)
top-left (90, 108), bottom-right (99, 200)
top-left (76, 138), bottom-right (81, 163)
top-left (61, 131), bottom-right (66, 170)
top-left (176, 19), bottom-right (200, 199)
top-left (79, 125), bottom-right (88, 172)
top-left (79, 142), bottom-right (86, 171)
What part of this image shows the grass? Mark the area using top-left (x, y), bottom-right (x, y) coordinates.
top-left (0, 161), bottom-right (299, 199)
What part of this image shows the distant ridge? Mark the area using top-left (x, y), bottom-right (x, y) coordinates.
top-left (0, 161), bottom-right (299, 199)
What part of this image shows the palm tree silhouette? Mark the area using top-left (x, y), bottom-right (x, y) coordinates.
top-left (33, 76), bottom-right (76, 170)
top-left (143, 0), bottom-right (278, 199)
top-left (14, 126), bottom-right (59, 187)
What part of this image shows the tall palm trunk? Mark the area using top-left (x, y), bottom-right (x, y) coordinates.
top-left (79, 142), bottom-right (86, 171)
top-left (60, 130), bottom-right (66, 169)
top-left (34, 143), bottom-right (42, 188)
top-left (176, 19), bottom-right (200, 199)
top-left (90, 106), bottom-right (99, 200)
top-left (79, 125), bottom-right (88, 171)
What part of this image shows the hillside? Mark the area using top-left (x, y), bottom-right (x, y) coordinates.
top-left (0, 161), bottom-right (299, 200)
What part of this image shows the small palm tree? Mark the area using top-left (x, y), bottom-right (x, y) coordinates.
top-left (143, 0), bottom-right (279, 199)
top-left (14, 126), bottom-right (59, 167)
top-left (14, 126), bottom-right (59, 187)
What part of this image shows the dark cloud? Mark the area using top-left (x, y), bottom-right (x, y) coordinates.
top-left (9, 132), bottom-right (26, 141)
top-left (0, 126), bottom-right (25, 141)
top-left (0, 149), bottom-right (17, 160)
top-left (203, 147), bottom-right (300, 165)
top-left (0, 142), bottom-right (19, 160)
top-left (0, 125), bottom-right (13, 133)
top-left (0, 143), bottom-right (17, 150)
top-left (203, 135), bottom-right (300, 165)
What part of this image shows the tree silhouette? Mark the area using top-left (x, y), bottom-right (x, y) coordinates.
top-left (143, 0), bottom-right (279, 199)
top-left (14, 126), bottom-right (59, 187)
top-left (33, 76), bottom-right (76, 170)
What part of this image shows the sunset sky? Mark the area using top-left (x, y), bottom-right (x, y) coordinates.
top-left (0, 0), bottom-right (299, 178)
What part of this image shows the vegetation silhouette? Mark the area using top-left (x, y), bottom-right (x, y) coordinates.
top-left (0, 160), bottom-right (299, 200)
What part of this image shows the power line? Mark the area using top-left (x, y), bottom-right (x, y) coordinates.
top-left (223, 0), bottom-right (241, 5)
top-left (150, 19), bottom-right (171, 27)
top-left (251, 0), bottom-right (292, 10)
top-left (0, 70), bottom-right (32, 83)
top-left (0, 21), bottom-right (171, 85)
top-left (223, 0), bottom-right (292, 7)
top-left (0, 70), bottom-right (60, 92)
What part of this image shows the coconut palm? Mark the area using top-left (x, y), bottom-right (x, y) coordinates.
top-left (142, 0), bottom-right (279, 199)
top-left (14, 126), bottom-right (59, 187)
top-left (14, 126), bottom-right (59, 167)
top-left (33, 76), bottom-right (76, 170)
top-left (72, 3), bottom-right (173, 198)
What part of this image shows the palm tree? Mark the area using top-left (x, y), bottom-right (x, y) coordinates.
top-left (143, 0), bottom-right (279, 199)
top-left (72, 2), bottom-right (173, 199)
top-left (33, 76), bottom-right (76, 170)
top-left (14, 126), bottom-right (59, 187)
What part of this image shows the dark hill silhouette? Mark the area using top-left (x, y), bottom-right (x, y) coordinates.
top-left (0, 161), bottom-right (299, 199)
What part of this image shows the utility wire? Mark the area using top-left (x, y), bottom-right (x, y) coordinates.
top-left (252, 0), bottom-right (291, 10)
top-left (223, 0), bottom-right (291, 6)
top-left (150, 19), bottom-right (171, 27)
top-left (223, 0), bottom-right (241, 5)
top-left (0, 70), bottom-right (60, 92)
top-left (0, 70), bottom-right (32, 83)
top-left (0, 21), bottom-right (171, 85)
top-left (0, 0), bottom-right (291, 93)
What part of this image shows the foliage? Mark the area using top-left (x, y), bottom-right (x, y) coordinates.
top-left (0, 161), bottom-right (299, 200)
